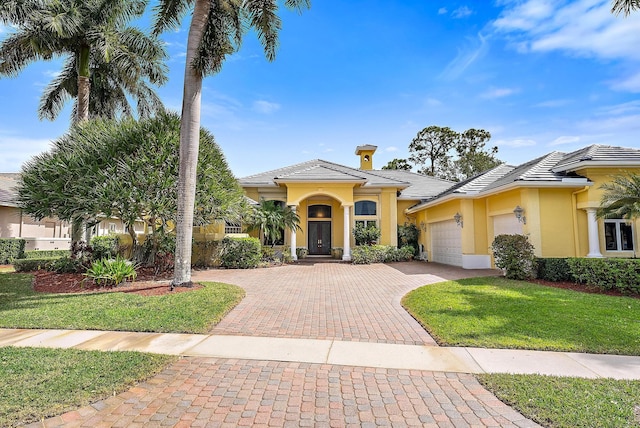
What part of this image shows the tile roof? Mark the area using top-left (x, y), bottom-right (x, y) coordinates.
top-left (0, 173), bottom-right (19, 207)
top-left (239, 159), bottom-right (409, 188)
top-left (370, 170), bottom-right (454, 199)
top-left (552, 144), bottom-right (640, 172)
top-left (483, 152), bottom-right (572, 192)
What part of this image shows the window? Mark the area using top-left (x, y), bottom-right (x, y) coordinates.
top-left (308, 205), bottom-right (331, 219)
top-left (355, 220), bottom-right (377, 229)
top-left (604, 220), bottom-right (634, 251)
top-left (355, 201), bottom-right (376, 216)
top-left (108, 223), bottom-right (116, 233)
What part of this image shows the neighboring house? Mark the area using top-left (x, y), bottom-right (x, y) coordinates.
top-left (240, 145), bottom-right (640, 267)
top-left (0, 173), bottom-right (144, 250)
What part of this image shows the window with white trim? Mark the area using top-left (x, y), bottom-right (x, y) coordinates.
top-left (354, 200), bottom-right (378, 230)
top-left (604, 219), bottom-right (634, 251)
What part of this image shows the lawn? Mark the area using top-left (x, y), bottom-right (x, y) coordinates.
top-left (0, 273), bottom-right (244, 333)
top-left (402, 276), bottom-right (640, 355)
top-left (0, 346), bottom-right (175, 427)
top-left (477, 374), bottom-right (640, 428)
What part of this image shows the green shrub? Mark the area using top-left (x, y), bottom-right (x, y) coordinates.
top-left (261, 246), bottom-right (276, 261)
top-left (351, 245), bottom-right (414, 264)
top-left (353, 223), bottom-right (381, 246)
top-left (13, 258), bottom-right (57, 272)
top-left (24, 249), bottom-right (69, 259)
top-left (219, 236), bottom-right (261, 269)
top-left (48, 256), bottom-right (86, 274)
top-left (90, 235), bottom-right (119, 260)
top-left (84, 256), bottom-right (137, 287)
top-left (491, 234), bottom-right (536, 280)
top-left (0, 238), bottom-right (25, 264)
top-left (536, 258), bottom-right (573, 282)
top-left (566, 258), bottom-right (640, 294)
top-left (296, 247), bottom-right (308, 259)
top-left (398, 223), bottom-right (420, 255)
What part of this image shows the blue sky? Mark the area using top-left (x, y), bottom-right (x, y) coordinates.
top-left (1, 0), bottom-right (640, 177)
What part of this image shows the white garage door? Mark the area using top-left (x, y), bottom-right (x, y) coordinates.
top-left (430, 220), bottom-right (462, 266)
top-left (493, 214), bottom-right (523, 237)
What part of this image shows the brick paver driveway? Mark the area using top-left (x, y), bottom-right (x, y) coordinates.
top-left (193, 261), bottom-right (496, 346)
top-left (31, 262), bottom-right (541, 427)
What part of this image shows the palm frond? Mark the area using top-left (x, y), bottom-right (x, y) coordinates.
top-left (152, 0), bottom-right (193, 35)
top-left (612, 0), bottom-right (640, 16)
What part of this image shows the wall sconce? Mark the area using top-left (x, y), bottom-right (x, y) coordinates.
top-left (419, 221), bottom-right (427, 232)
top-left (453, 212), bottom-right (463, 228)
top-left (513, 205), bottom-right (526, 224)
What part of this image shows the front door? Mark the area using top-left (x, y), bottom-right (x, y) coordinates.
top-left (308, 221), bottom-right (331, 255)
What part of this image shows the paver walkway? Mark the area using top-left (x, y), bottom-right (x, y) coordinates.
top-left (193, 262), bottom-right (496, 345)
top-left (19, 261), bottom-right (546, 427)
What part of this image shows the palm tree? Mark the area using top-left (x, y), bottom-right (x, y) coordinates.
top-left (248, 200), bottom-right (301, 247)
top-left (597, 174), bottom-right (640, 220)
top-left (0, 0), bottom-right (167, 123)
top-left (153, 0), bottom-right (310, 287)
top-left (612, 0), bottom-right (640, 15)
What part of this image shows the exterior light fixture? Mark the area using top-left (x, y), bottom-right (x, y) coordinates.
top-left (513, 205), bottom-right (526, 224)
top-left (453, 212), bottom-right (463, 228)
top-left (419, 221), bottom-right (427, 232)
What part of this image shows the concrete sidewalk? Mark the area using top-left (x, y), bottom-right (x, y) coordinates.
top-left (3, 328), bottom-right (640, 380)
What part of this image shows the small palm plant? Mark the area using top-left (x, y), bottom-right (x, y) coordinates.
top-left (247, 200), bottom-right (301, 247)
top-left (85, 256), bottom-right (137, 287)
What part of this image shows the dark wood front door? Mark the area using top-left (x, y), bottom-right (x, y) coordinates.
top-left (308, 221), bottom-right (331, 255)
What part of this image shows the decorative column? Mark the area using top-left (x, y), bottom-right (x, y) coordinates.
top-left (290, 205), bottom-right (298, 261)
top-left (585, 208), bottom-right (603, 258)
top-left (343, 205), bottom-right (351, 261)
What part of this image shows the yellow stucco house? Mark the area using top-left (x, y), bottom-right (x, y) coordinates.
top-left (240, 144), bottom-right (640, 267)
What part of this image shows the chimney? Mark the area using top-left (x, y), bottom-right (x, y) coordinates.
top-left (355, 145), bottom-right (377, 170)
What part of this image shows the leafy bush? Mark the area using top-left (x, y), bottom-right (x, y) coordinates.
top-left (13, 258), bottom-right (57, 272)
top-left (0, 238), bottom-right (25, 264)
top-left (491, 234), bottom-right (536, 280)
top-left (84, 257), bottom-right (137, 287)
top-left (24, 249), bottom-right (69, 259)
top-left (48, 256), bottom-right (86, 274)
top-left (133, 233), bottom-right (175, 272)
top-left (566, 258), bottom-right (640, 294)
top-left (536, 258), bottom-right (573, 282)
top-left (296, 247), bottom-right (308, 259)
top-left (351, 245), bottom-right (414, 264)
top-left (353, 223), bottom-right (381, 246)
top-left (90, 235), bottom-right (119, 260)
top-left (219, 236), bottom-right (261, 269)
top-left (398, 223), bottom-right (420, 255)
top-left (261, 246), bottom-right (276, 261)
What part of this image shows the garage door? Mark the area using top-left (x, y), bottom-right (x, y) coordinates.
top-left (493, 214), bottom-right (523, 237)
top-left (430, 220), bottom-right (462, 266)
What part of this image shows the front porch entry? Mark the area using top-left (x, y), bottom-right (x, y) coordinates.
top-left (308, 221), bottom-right (331, 255)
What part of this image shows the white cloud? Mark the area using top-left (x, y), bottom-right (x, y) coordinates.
top-left (550, 135), bottom-right (580, 146)
top-left (252, 100), bottom-right (281, 114)
top-left (609, 71), bottom-right (640, 92)
top-left (0, 135), bottom-right (53, 172)
top-left (440, 32), bottom-right (489, 80)
top-left (534, 99), bottom-right (572, 108)
top-left (438, 7), bottom-right (448, 15)
top-left (452, 6), bottom-right (473, 19)
top-left (595, 100), bottom-right (640, 116)
top-left (495, 138), bottom-right (537, 148)
top-left (385, 146), bottom-right (398, 152)
top-left (493, 0), bottom-right (640, 61)
top-left (425, 97), bottom-right (442, 107)
top-left (480, 87), bottom-right (519, 99)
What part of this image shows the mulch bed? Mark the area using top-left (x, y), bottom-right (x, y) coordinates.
top-left (528, 278), bottom-right (640, 299)
top-left (30, 267), bottom-right (202, 296)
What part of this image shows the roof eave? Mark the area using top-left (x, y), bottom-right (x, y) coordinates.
top-left (552, 160), bottom-right (640, 173)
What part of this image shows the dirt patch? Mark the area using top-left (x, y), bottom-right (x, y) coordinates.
top-left (528, 278), bottom-right (640, 299)
top-left (31, 268), bottom-right (202, 296)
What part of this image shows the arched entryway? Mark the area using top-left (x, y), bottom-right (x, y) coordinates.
top-left (307, 204), bottom-right (332, 255)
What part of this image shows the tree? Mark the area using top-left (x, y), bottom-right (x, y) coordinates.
top-left (0, 0), bottom-right (167, 123)
top-left (152, 0), bottom-right (310, 287)
top-left (612, 0), bottom-right (640, 15)
top-left (382, 158), bottom-right (412, 171)
top-left (17, 111), bottom-right (245, 255)
top-left (597, 174), bottom-right (640, 220)
top-left (408, 126), bottom-right (457, 178)
top-left (247, 200), bottom-right (301, 247)
top-left (407, 126), bottom-right (502, 181)
top-left (452, 128), bottom-right (502, 181)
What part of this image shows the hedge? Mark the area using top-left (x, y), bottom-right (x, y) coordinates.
top-left (351, 245), bottom-right (414, 265)
top-left (13, 257), bottom-right (58, 272)
top-left (219, 236), bottom-right (261, 269)
top-left (24, 249), bottom-right (69, 259)
top-left (566, 258), bottom-right (640, 294)
top-left (0, 238), bottom-right (25, 264)
top-left (535, 258), bottom-right (573, 282)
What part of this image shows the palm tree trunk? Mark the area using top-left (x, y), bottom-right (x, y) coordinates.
top-left (76, 45), bottom-right (91, 123)
top-left (171, 0), bottom-right (210, 288)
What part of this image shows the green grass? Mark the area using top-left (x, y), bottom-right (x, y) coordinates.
top-left (0, 273), bottom-right (244, 333)
top-left (0, 346), bottom-right (175, 427)
top-left (402, 276), bottom-right (640, 355)
top-left (477, 374), bottom-right (640, 428)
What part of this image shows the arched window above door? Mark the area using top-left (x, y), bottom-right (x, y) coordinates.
top-left (308, 204), bottom-right (332, 219)
top-left (355, 200), bottom-right (376, 216)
